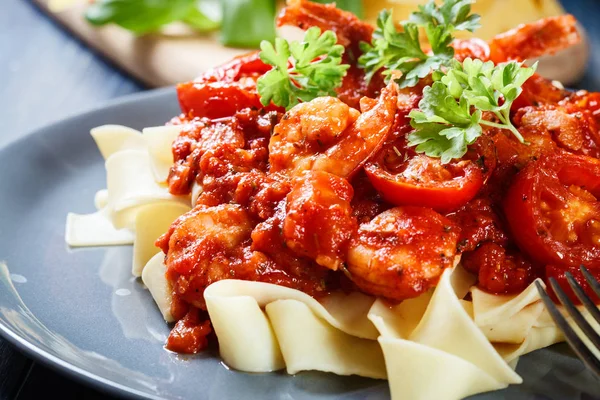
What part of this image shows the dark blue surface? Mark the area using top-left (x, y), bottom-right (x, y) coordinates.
top-left (1, 0), bottom-right (600, 398)
top-left (0, 0), bottom-right (142, 398)
top-left (562, 0), bottom-right (600, 92)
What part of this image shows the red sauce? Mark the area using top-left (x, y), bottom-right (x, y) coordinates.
top-left (166, 308), bottom-right (212, 354)
top-left (153, 2), bottom-right (600, 353)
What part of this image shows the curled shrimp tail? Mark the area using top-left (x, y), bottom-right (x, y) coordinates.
top-left (277, 0), bottom-right (373, 57)
top-left (489, 15), bottom-right (580, 63)
top-left (313, 82), bottom-right (398, 178)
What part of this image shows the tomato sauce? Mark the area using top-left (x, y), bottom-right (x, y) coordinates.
top-left (155, 1), bottom-right (600, 353)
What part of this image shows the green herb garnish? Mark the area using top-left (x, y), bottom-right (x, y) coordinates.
top-left (407, 58), bottom-right (537, 163)
top-left (86, 0), bottom-right (220, 34)
top-left (310, 0), bottom-right (364, 19)
top-left (358, 0), bottom-right (480, 87)
top-left (220, 0), bottom-right (275, 48)
top-left (257, 27), bottom-right (350, 110)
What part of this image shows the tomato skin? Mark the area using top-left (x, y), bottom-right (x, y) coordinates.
top-left (365, 161), bottom-right (484, 213)
top-left (198, 51), bottom-right (271, 83)
top-left (176, 51), bottom-right (281, 119)
top-left (545, 265), bottom-right (600, 305)
top-left (504, 151), bottom-right (600, 268)
top-left (177, 80), bottom-right (265, 120)
top-left (365, 136), bottom-right (495, 213)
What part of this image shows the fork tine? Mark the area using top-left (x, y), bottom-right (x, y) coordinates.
top-left (581, 266), bottom-right (600, 300)
top-left (552, 276), bottom-right (600, 351)
top-left (565, 272), bottom-right (600, 327)
top-left (535, 280), bottom-right (600, 377)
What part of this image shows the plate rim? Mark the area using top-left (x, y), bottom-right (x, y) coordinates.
top-left (0, 87), bottom-right (178, 400)
top-left (0, 86), bottom-right (174, 152)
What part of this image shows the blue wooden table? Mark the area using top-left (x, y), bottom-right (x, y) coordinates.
top-left (1, 0), bottom-right (600, 398)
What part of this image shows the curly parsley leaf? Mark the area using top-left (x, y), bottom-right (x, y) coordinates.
top-left (408, 82), bottom-right (482, 163)
top-left (257, 27), bottom-right (349, 110)
top-left (358, 0), bottom-right (480, 88)
top-left (409, 0), bottom-right (480, 33)
top-left (86, 0), bottom-right (220, 34)
top-left (408, 59), bottom-right (537, 162)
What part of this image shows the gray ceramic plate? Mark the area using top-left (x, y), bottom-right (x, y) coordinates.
top-left (0, 88), bottom-right (598, 400)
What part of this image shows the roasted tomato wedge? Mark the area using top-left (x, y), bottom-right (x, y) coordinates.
top-left (177, 80), bottom-right (267, 120)
top-left (365, 137), bottom-right (495, 213)
top-left (177, 52), bottom-right (280, 119)
top-left (504, 151), bottom-right (600, 268)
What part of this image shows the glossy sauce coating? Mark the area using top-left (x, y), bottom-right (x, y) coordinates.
top-left (157, 2), bottom-right (599, 353)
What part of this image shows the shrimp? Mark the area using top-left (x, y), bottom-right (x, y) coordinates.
top-left (346, 206), bottom-right (460, 301)
top-left (158, 204), bottom-right (254, 309)
top-left (283, 170), bottom-right (357, 270)
top-left (454, 15), bottom-right (580, 64)
top-left (277, 0), bottom-right (384, 108)
top-left (277, 0), bottom-right (373, 57)
top-left (269, 82), bottom-right (398, 178)
top-left (158, 201), bottom-right (332, 312)
top-left (513, 105), bottom-right (600, 159)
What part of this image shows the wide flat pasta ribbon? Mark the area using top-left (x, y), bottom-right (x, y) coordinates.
top-left (132, 201), bottom-right (190, 277)
top-left (142, 125), bottom-right (183, 183)
top-left (203, 280), bottom-right (386, 378)
top-left (368, 266), bottom-right (522, 400)
top-left (470, 280), bottom-right (565, 362)
top-left (142, 252), bottom-right (174, 323)
top-left (66, 125), bottom-right (191, 247)
top-left (90, 124), bottom-right (146, 159)
top-left (74, 123), bottom-right (589, 400)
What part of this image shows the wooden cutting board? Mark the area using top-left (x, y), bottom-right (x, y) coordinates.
top-left (33, 0), bottom-right (249, 87)
top-left (34, 0), bottom-right (589, 88)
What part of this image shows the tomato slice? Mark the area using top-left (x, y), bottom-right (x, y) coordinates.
top-left (365, 137), bottom-right (494, 213)
top-left (176, 51), bottom-right (281, 119)
top-left (504, 151), bottom-right (600, 268)
top-left (177, 79), bottom-right (266, 120)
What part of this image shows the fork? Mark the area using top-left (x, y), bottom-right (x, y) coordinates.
top-left (535, 266), bottom-right (600, 378)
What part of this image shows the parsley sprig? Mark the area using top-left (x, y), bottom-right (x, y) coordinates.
top-left (408, 58), bottom-right (537, 163)
top-left (358, 0), bottom-right (480, 88)
top-left (257, 27), bottom-right (350, 110)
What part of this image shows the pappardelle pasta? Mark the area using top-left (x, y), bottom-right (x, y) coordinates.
top-left (66, 1), bottom-right (600, 399)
